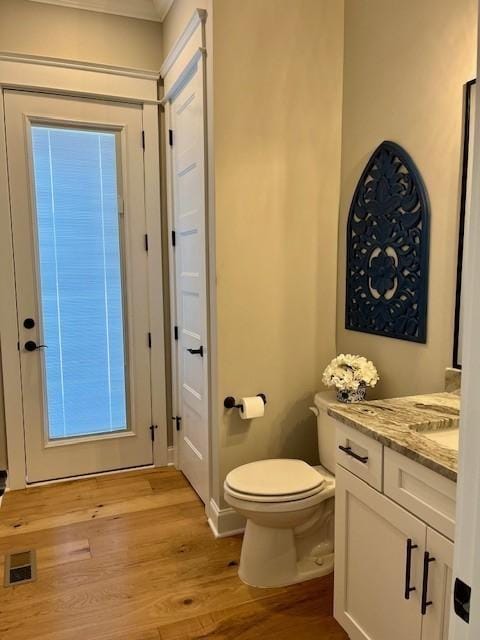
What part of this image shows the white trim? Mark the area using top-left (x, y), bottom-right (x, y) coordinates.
top-left (160, 9), bottom-right (207, 78)
top-left (167, 446), bottom-right (175, 465)
top-left (154, 0), bottom-right (175, 22)
top-left (28, 0), bottom-right (172, 23)
top-left (3, 86), bottom-right (161, 107)
top-left (202, 4), bottom-right (220, 516)
top-left (207, 498), bottom-right (245, 538)
top-left (161, 48), bottom-right (205, 105)
top-left (43, 429), bottom-right (136, 448)
top-left (0, 52), bottom-right (160, 81)
top-left (143, 104), bottom-right (168, 468)
top-left (0, 92), bottom-right (26, 491)
top-left (163, 11), bottom-right (210, 505)
top-left (0, 54), bottom-right (159, 104)
top-left (164, 106), bottom-right (180, 471)
top-left (0, 487), bottom-right (9, 509)
top-left (449, 8), bottom-right (480, 634)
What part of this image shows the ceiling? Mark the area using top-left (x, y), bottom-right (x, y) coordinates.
top-left (28, 0), bottom-right (174, 22)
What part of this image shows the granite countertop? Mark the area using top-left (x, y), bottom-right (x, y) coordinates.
top-left (328, 391), bottom-right (460, 482)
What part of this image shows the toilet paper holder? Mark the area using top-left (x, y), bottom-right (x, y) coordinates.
top-left (224, 394), bottom-right (267, 410)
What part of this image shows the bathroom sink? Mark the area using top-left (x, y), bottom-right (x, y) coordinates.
top-left (409, 424), bottom-right (460, 451)
top-left (401, 398), bottom-right (460, 451)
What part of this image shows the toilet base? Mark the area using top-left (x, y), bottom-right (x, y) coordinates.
top-left (238, 519), bottom-right (334, 588)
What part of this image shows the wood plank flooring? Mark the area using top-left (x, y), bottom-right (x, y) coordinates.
top-left (0, 467), bottom-right (348, 640)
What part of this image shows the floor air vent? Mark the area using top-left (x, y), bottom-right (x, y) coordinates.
top-left (4, 550), bottom-right (36, 587)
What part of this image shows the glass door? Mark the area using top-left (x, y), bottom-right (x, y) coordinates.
top-left (30, 125), bottom-right (128, 440)
top-left (31, 125), bottom-right (129, 441)
top-left (4, 91), bottom-right (153, 482)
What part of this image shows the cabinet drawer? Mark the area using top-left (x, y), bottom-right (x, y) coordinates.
top-left (335, 423), bottom-right (383, 491)
top-left (384, 448), bottom-right (456, 541)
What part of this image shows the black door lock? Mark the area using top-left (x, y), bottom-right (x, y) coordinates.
top-left (23, 318), bottom-right (35, 329)
top-left (187, 346), bottom-right (204, 357)
top-left (24, 341), bottom-right (47, 352)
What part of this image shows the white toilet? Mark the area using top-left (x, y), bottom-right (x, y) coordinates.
top-left (224, 391), bottom-right (337, 588)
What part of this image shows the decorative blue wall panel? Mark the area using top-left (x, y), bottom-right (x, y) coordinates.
top-left (345, 141), bottom-right (430, 343)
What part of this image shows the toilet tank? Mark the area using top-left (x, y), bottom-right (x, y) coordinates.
top-left (312, 391), bottom-right (338, 475)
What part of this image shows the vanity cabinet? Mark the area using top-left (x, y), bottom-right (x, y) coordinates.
top-left (334, 424), bottom-right (455, 640)
top-left (335, 466), bottom-right (425, 640)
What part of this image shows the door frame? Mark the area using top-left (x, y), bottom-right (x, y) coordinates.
top-left (160, 10), bottom-right (212, 503)
top-left (0, 53), bottom-right (168, 489)
top-left (450, 6), bottom-right (480, 637)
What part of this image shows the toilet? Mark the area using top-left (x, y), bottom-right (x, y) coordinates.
top-left (224, 391), bottom-right (337, 588)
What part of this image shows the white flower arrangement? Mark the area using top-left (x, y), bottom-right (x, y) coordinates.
top-left (322, 354), bottom-right (379, 392)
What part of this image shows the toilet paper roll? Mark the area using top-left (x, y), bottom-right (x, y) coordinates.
top-left (239, 396), bottom-right (265, 420)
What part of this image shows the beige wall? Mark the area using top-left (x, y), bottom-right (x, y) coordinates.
top-left (337, 0), bottom-right (477, 399)
top-left (212, 0), bottom-right (344, 505)
top-left (162, 0), bottom-right (209, 59)
top-left (0, 0), bottom-right (163, 69)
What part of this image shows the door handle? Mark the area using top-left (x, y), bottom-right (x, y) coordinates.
top-left (404, 538), bottom-right (418, 599)
top-left (421, 551), bottom-right (436, 614)
top-left (187, 346), bottom-right (204, 357)
top-left (24, 341), bottom-right (47, 352)
top-left (338, 444), bottom-right (368, 464)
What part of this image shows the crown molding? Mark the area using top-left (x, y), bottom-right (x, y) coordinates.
top-left (28, 0), bottom-right (174, 22)
top-left (160, 9), bottom-right (207, 78)
top-left (153, 0), bottom-right (174, 21)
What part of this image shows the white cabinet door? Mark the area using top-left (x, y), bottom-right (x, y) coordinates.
top-left (335, 465), bottom-right (426, 640)
top-left (421, 528), bottom-right (454, 640)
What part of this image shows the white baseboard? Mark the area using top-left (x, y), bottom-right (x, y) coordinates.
top-left (167, 446), bottom-right (175, 465)
top-left (207, 498), bottom-right (245, 538)
top-left (0, 486), bottom-right (9, 509)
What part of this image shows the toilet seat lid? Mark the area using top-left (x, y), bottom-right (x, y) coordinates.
top-left (225, 459), bottom-right (325, 497)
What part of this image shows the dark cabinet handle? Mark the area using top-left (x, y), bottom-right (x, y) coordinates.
top-left (421, 551), bottom-right (436, 615)
top-left (24, 341), bottom-right (47, 352)
top-left (187, 346), bottom-right (204, 357)
top-left (404, 538), bottom-right (418, 600)
top-left (338, 444), bottom-right (368, 464)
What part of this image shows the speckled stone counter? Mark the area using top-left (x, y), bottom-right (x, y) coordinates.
top-left (328, 391), bottom-right (460, 482)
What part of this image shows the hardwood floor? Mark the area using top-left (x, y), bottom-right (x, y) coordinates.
top-left (0, 468), bottom-right (348, 640)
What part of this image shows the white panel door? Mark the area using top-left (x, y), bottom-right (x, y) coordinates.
top-left (335, 465), bottom-right (425, 640)
top-left (4, 90), bottom-right (153, 482)
top-left (170, 60), bottom-right (209, 503)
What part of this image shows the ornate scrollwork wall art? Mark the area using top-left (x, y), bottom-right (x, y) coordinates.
top-left (346, 141), bottom-right (430, 343)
